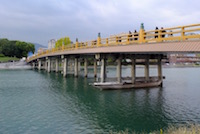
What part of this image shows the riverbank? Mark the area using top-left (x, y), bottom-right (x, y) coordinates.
top-left (0, 60), bottom-right (31, 69)
top-left (110, 124), bottom-right (200, 134)
top-left (0, 56), bottom-right (19, 63)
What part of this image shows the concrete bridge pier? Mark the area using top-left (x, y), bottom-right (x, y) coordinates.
top-left (42, 61), bottom-right (46, 70)
top-left (55, 58), bottom-right (59, 73)
top-left (38, 60), bottom-right (41, 70)
top-left (78, 62), bottom-right (81, 72)
top-left (116, 57), bottom-right (122, 83)
top-left (94, 59), bottom-right (97, 78)
top-left (145, 57), bottom-right (150, 82)
top-left (131, 58), bottom-right (136, 84)
top-left (74, 58), bottom-right (79, 77)
top-left (63, 58), bottom-right (68, 77)
top-left (47, 58), bottom-right (51, 73)
top-left (51, 59), bottom-right (55, 72)
top-left (32, 62), bottom-right (36, 69)
top-left (84, 58), bottom-right (88, 77)
top-left (100, 58), bottom-right (106, 83)
top-left (158, 56), bottom-right (163, 87)
top-left (44, 60), bottom-right (48, 71)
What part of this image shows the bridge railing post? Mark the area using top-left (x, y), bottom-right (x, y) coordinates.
top-left (127, 34), bottom-right (130, 44)
top-left (181, 27), bottom-right (185, 41)
top-left (80, 42), bottom-right (83, 48)
top-left (75, 38), bottom-right (78, 49)
top-left (139, 23), bottom-right (145, 43)
top-left (158, 30), bottom-right (162, 42)
top-left (97, 33), bottom-right (101, 47)
top-left (106, 38), bottom-right (109, 46)
top-left (85, 42), bottom-right (88, 48)
top-left (116, 36), bottom-right (119, 45)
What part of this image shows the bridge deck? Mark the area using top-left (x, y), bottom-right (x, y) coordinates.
top-left (30, 40), bottom-right (200, 61)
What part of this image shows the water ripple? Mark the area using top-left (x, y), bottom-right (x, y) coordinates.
top-left (0, 68), bottom-right (200, 133)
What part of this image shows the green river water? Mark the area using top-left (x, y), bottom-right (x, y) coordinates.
top-left (0, 67), bottom-right (200, 133)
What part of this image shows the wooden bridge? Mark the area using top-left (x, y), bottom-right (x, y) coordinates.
top-left (28, 23), bottom-right (200, 89)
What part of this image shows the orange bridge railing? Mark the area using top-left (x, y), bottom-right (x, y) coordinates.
top-left (28, 23), bottom-right (200, 62)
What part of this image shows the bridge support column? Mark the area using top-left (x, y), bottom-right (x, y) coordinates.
top-left (131, 58), bottom-right (136, 84)
top-left (84, 58), bottom-right (88, 77)
top-left (100, 58), bottom-right (106, 83)
top-left (145, 57), bottom-right (149, 82)
top-left (45, 60), bottom-right (48, 71)
top-left (158, 56), bottom-right (163, 87)
top-left (47, 58), bottom-right (51, 73)
top-left (116, 57), bottom-right (122, 83)
top-left (94, 59), bottom-right (97, 78)
top-left (32, 62), bottom-right (36, 69)
top-left (74, 58), bottom-right (78, 77)
top-left (63, 58), bottom-right (68, 77)
top-left (55, 58), bottom-right (59, 73)
top-left (38, 60), bottom-right (41, 70)
top-left (78, 62), bottom-right (81, 71)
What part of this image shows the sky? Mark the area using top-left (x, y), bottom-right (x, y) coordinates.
top-left (0, 0), bottom-right (199, 46)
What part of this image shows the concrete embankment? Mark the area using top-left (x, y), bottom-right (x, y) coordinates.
top-left (0, 61), bottom-right (31, 69)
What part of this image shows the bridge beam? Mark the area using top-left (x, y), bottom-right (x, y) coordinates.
top-left (84, 58), bottom-right (88, 77)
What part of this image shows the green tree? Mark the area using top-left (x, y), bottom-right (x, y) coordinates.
top-left (55, 37), bottom-right (71, 48)
top-left (0, 39), bottom-right (35, 58)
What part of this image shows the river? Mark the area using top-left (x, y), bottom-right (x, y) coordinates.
top-left (0, 67), bottom-right (200, 133)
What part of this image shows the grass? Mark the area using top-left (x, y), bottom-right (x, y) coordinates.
top-left (110, 124), bottom-right (200, 134)
top-left (0, 56), bottom-right (20, 62)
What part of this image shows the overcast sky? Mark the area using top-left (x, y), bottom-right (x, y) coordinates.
top-left (0, 0), bottom-right (199, 46)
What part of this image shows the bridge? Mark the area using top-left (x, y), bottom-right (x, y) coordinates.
top-left (28, 23), bottom-right (200, 89)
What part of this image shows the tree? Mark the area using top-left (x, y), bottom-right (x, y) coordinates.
top-left (0, 39), bottom-right (35, 58)
top-left (55, 37), bottom-right (71, 48)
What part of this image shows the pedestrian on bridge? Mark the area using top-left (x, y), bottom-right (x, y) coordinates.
top-left (161, 27), bottom-right (166, 38)
top-left (155, 27), bottom-right (159, 38)
top-left (134, 30), bottom-right (138, 40)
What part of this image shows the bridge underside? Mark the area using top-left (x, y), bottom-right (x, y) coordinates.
top-left (30, 53), bottom-right (165, 90)
top-left (28, 40), bottom-right (200, 90)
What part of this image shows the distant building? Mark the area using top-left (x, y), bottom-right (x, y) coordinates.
top-left (168, 54), bottom-right (200, 64)
top-left (48, 39), bottom-right (56, 49)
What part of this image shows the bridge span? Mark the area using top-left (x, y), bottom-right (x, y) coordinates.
top-left (28, 23), bottom-right (200, 89)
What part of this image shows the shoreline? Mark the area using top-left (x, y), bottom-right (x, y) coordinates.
top-left (0, 61), bottom-right (31, 70)
top-left (1, 62), bottom-right (200, 70)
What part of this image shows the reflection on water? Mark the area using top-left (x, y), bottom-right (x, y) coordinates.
top-left (0, 67), bottom-right (200, 133)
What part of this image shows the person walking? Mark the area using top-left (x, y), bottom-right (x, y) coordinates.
top-left (155, 27), bottom-right (159, 38)
top-left (161, 27), bottom-right (166, 38)
top-left (134, 30), bottom-right (138, 40)
top-left (128, 31), bottom-right (133, 41)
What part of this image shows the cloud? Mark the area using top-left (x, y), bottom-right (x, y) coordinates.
top-left (0, 0), bottom-right (199, 45)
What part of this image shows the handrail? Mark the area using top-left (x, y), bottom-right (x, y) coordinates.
top-left (27, 23), bottom-right (200, 62)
